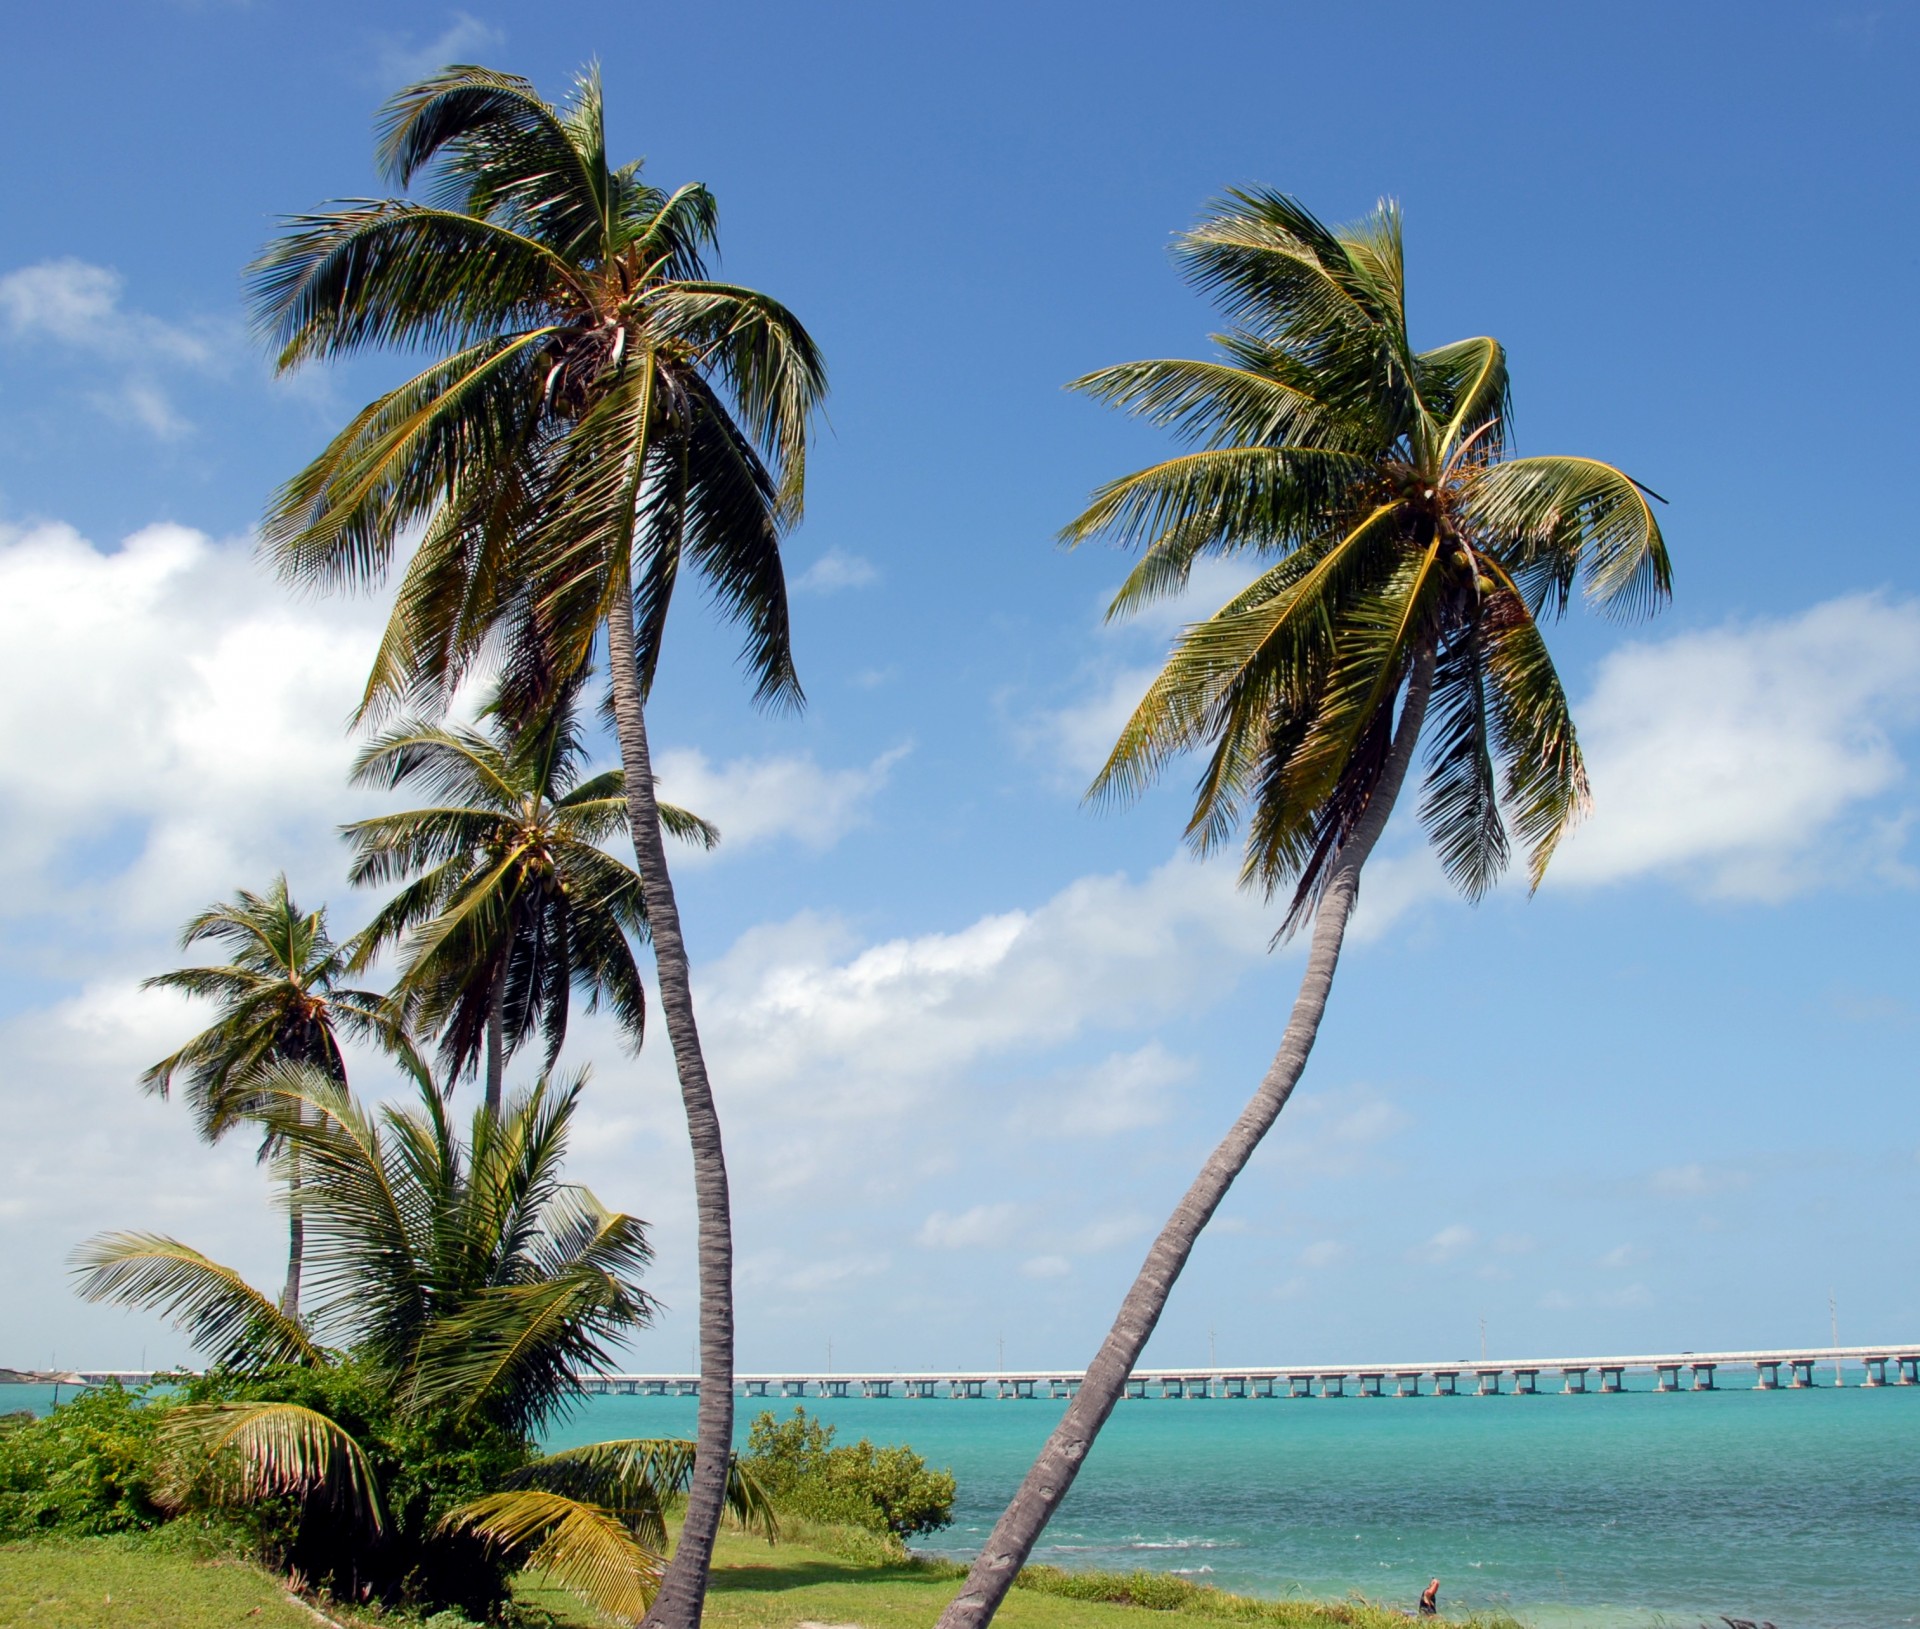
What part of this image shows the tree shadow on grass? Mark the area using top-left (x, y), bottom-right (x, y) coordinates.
top-left (712, 1559), bottom-right (948, 1594)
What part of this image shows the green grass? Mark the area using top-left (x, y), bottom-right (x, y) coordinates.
top-left (3, 1527), bottom-right (1522, 1629)
top-left (0, 1535), bottom-right (320, 1628)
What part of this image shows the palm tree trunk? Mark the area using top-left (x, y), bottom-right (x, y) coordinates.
top-left (606, 577), bottom-right (735, 1629)
top-left (485, 958), bottom-right (507, 1117)
top-left (934, 651), bottom-right (1437, 1629)
top-left (279, 1136), bottom-right (304, 1319)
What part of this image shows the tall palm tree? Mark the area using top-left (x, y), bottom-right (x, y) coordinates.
top-left (247, 65), bottom-right (825, 1625)
top-left (75, 1065), bottom-right (775, 1622)
top-left (142, 877), bottom-right (419, 1318)
top-left (344, 686), bottom-right (718, 1116)
top-left (935, 192), bottom-right (1672, 1629)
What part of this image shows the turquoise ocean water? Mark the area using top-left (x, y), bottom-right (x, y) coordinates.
top-left (6, 1380), bottom-right (1915, 1626)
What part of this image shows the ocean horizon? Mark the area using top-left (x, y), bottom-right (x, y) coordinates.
top-left (12, 1376), bottom-right (1912, 1627)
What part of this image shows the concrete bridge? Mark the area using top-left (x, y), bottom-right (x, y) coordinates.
top-left (566, 1344), bottom-right (1920, 1400)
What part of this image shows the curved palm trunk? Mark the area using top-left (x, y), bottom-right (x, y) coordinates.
top-left (606, 580), bottom-right (735, 1629)
top-left (934, 653), bottom-right (1436, 1629)
top-left (485, 958), bottom-right (507, 1117)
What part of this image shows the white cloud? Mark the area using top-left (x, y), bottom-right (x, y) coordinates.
top-left (1067, 1213), bottom-right (1153, 1253)
top-left (794, 549), bottom-right (878, 594)
top-left (917, 1203), bottom-right (1024, 1250)
top-left (653, 745), bottom-right (904, 855)
top-left (1012, 1042), bottom-right (1192, 1138)
top-left (1298, 1239), bottom-right (1349, 1269)
top-left (1410, 1224), bottom-right (1476, 1264)
top-left (692, 854), bottom-right (1271, 1121)
top-left (1597, 1243), bottom-right (1640, 1269)
top-left (1263, 1085), bottom-right (1411, 1178)
top-left (1029, 664), bottom-right (1158, 780)
top-left (371, 12), bottom-right (505, 87)
top-left (1021, 1254), bottom-right (1072, 1279)
top-left (1647, 1162), bottom-right (1749, 1198)
top-left (1557, 594), bottom-right (1920, 897)
top-left (0, 260), bottom-right (226, 439)
top-left (0, 522), bottom-right (389, 933)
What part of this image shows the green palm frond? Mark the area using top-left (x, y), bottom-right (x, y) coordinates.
top-left (158, 1402), bottom-right (383, 1529)
top-left (438, 1489), bottom-right (661, 1621)
top-left (511, 1439), bottom-right (778, 1552)
top-left (1419, 623), bottom-right (1508, 900)
top-left (70, 1234), bottom-right (321, 1370)
top-left (1463, 454), bottom-right (1671, 619)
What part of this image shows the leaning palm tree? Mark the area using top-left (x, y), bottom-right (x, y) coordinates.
top-left (75, 1064), bottom-right (775, 1621)
top-left (142, 877), bottom-right (419, 1317)
top-left (247, 64), bottom-right (826, 1624)
top-left (344, 684), bottom-right (717, 1116)
top-left (935, 192), bottom-right (1672, 1629)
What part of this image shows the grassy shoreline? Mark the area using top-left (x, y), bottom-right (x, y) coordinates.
top-left (2, 1522), bottom-right (1523, 1629)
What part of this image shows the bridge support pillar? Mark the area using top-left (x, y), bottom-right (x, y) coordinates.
top-left (1513, 1368), bottom-right (1539, 1395)
top-left (1690, 1363), bottom-right (1716, 1391)
top-left (1599, 1366), bottom-right (1625, 1393)
top-left (1287, 1373), bottom-right (1314, 1398)
top-left (1253, 1375), bottom-right (1278, 1399)
top-left (780, 1379), bottom-right (809, 1397)
top-left (1655, 1363), bottom-right (1682, 1392)
top-left (1221, 1375), bottom-right (1248, 1399)
top-left (1319, 1373), bottom-right (1347, 1399)
top-left (905, 1380), bottom-right (937, 1399)
top-left (1475, 1369), bottom-right (1502, 1396)
top-left (1124, 1378), bottom-right (1146, 1400)
top-left (1357, 1372), bottom-right (1384, 1398)
top-left (951, 1379), bottom-right (986, 1400)
top-left (1432, 1370), bottom-right (1459, 1396)
top-left (1395, 1371), bottom-right (1421, 1397)
top-left (1561, 1367), bottom-right (1589, 1394)
top-left (1755, 1361), bottom-right (1780, 1390)
top-left (1790, 1359), bottom-right (1816, 1388)
top-left (742, 1379), bottom-right (770, 1397)
top-left (862, 1379), bottom-right (892, 1399)
top-left (1898, 1356), bottom-right (1920, 1386)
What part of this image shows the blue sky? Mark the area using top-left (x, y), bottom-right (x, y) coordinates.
top-left (2, 0), bottom-right (1917, 1374)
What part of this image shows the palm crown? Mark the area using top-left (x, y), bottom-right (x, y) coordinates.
top-left (249, 63), bottom-right (827, 718)
top-left (343, 688), bottom-right (718, 1101)
top-left (1070, 191), bottom-right (1670, 926)
top-left (141, 876), bottom-right (417, 1140)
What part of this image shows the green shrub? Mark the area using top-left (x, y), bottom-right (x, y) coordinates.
top-left (180, 1362), bottom-right (536, 1618)
top-left (0, 1385), bottom-right (168, 1538)
top-left (742, 1407), bottom-right (956, 1539)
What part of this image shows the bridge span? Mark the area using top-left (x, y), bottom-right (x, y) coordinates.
top-left (571, 1344), bottom-right (1920, 1401)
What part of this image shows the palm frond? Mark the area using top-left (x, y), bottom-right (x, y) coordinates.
top-left (158, 1402), bottom-right (382, 1529)
top-left (70, 1234), bottom-right (321, 1370)
top-left (1419, 622), bottom-right (1508, 899)
top-left (511, 1439), bottom-right (778, 1552)
top-left (438, 1489), bottom-right (661, 1621)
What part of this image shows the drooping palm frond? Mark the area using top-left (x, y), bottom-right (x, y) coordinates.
top-left (509, 1439), bottom-right (778, 1552)
top-left (70, 1234), bottom-right (322, 1370)
top-left (439, 1489), bottom-right (661, 1622)
top-left (157, 1402), bottom-right (383, 1529)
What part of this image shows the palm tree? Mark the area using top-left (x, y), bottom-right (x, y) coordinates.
top-left (247, 65), bottom-right (826, 1624)
top-left (75, 1065), bottom-right (773, 1622)
top-left (935, 192), bottom-right (1672, 1629)
top-left (142, 877), bottom-right (420, 1318)
top-left (344, 685), bottom-right (718, 1116)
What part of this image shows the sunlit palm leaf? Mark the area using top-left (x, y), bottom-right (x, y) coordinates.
top-left (440, 1489), bottom-right (661, 1621)
top-left (70, 1234), bottom-right (322, 1370)
top-left (160, 1402), bottom-right (382, 1528)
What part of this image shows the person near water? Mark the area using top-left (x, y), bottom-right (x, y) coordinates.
top-left (1418, 1578), bottom-right (1441, 1617)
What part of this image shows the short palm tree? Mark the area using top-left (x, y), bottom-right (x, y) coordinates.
top-left (344, 686), bottom-right (717, 1116)
top-left (74, 1065), bottom-right (773, 1621)
top-left (142, 877), bottom-right (420, 1317)
top-left (249, 67), bottom-right (825, 1624)
top-left (935, 192), bottom-right (1672, 1629)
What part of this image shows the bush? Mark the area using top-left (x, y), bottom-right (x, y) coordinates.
top-left (180, 1362), bottom-right (535, 1619)
top-left (0, 1385), bottom-right (168, 1539)
top-left (742, 1407), bottom-right (955, 1539)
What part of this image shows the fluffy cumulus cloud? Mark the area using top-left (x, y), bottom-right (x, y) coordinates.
top-left (0, 261), bottom-right (227, 438)
top-left (0, 522), bottom-right (387, 936)
top-left (1557, 594), bottom-right (1920, 897)
top-left (653, 744), bottom-right (904, 855)
top-left (793, 548), bottom-right (879, 594)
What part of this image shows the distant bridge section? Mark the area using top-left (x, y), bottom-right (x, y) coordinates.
top-left (569, 1344), bottom-right (1920, 1400)
top-left (63, 1345), bottom-right (1920, 1399)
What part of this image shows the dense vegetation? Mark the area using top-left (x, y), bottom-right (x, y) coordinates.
top-left (741, 1408), bottom-right (954, 1541)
